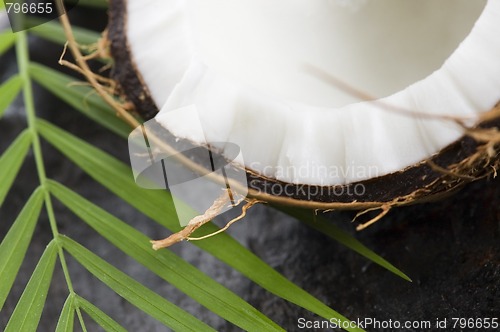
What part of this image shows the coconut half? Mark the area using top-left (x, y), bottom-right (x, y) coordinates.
top-left (109, 0), bottom-right (500, 209)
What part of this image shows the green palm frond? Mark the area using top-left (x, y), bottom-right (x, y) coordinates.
top-left (4, 240), bottom-right (58, 332)
top-left (29, 19), bottom-right (102, 48)
top-left (0, 187), bottom-right (44, 310)
top-left (0, 130), bottom-right (32, 207)
top-left (0, 3), bottom-right (410, 331)
top-left (55, 294), bottom-right (77, 332)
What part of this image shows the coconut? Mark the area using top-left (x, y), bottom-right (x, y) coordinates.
top-left (107, 0), bottom-right (500, 218)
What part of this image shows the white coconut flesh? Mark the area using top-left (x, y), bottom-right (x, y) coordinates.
top-left (126, 0), bottom-right (500, 186)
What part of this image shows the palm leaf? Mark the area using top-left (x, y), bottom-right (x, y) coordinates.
top-left (4, 240), bottom-right (58, 332)
top-left (281, 207), bottom-right (412, 281)
top-left (29, 63), bottom-right (130, 138)
top-left (0, 187), bottom-right (44, 310)
top-left (0, 75), bottom-right (23, 119)
top-left (0, 130), bottom-right (32, 207)
top-left (55, 295), bottom-right (76, 332)
top-left (0, 31), bottom-right (15, 56)
top-left (28, 19), bottom-right (101, 46)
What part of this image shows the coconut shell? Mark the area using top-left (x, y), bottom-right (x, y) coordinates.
top-left (108, 0), bottom-right (158, 120)
top-left (107, 0), bottom-right (500, 211)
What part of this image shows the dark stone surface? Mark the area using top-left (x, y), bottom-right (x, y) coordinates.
top-left (1, 6), bottom-right (499, 332)
top-left (245, 177), bottom-right (500, 331)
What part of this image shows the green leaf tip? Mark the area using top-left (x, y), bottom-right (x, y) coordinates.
top-left (283, 207), bottom-right (412, 282)
top-left (0, 187), bottom-right (44, 310)
top-left (0, 75), bottom-right (23, 119)
top-left (0, 130), bottom-right (33, 209)
top-left (55, 295), bottom-right (76, 332)
top-left (5, 240), bottom-right (58, 332)
top-left (0, 31), bottom-right (16, 56)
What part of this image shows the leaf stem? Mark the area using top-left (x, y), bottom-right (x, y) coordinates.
top-left (15, 30), bottom-right (88, 332)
